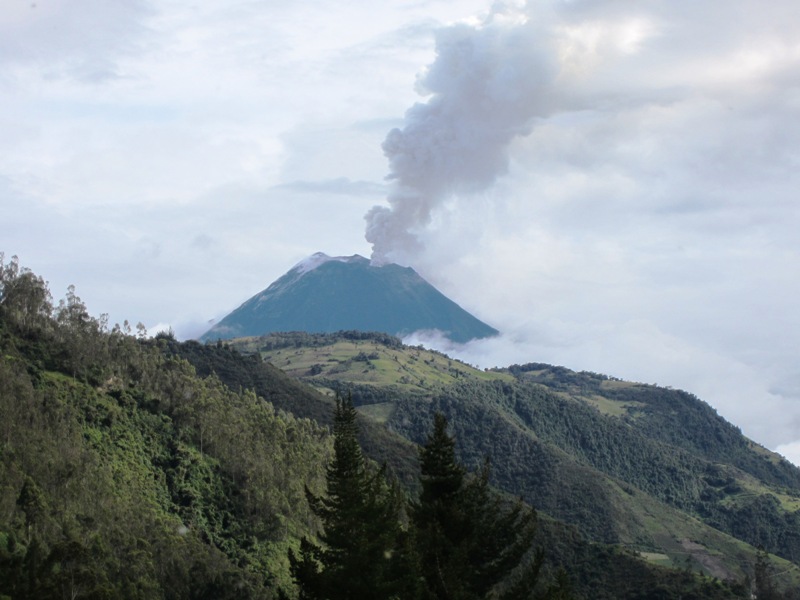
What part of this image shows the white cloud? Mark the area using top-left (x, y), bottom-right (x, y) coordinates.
top-left (1, 0), bottom-right (799, 455)
top-left (776, 441), bottom-right (800, 468)
top-left (0, 0), bottom-right (152, 81)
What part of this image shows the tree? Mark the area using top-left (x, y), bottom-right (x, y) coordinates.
top-left (412, 413), bottom-right (552, 600)
top-left (0, 253), bottom-right (53, 336)
top-left (413, 413), bottom-right (468, 598)
top-left (289, 394), bottom-right (418, 599)
top-left (753, 547), bottom-right (780, 600)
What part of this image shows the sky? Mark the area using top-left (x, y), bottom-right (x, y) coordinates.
top-left (2, 0), bottom-right (800, 461)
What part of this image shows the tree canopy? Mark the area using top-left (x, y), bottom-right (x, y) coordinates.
top-left (289, 394), bottom-right (417, 599)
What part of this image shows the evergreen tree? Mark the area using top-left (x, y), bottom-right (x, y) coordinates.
top-left (412, 413), bottom-right (553, 600)
top-left (289, 394), bottom-right (418, 599)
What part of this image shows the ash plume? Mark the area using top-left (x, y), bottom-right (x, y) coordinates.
top-left (365, 2), bottom-right (558, 265)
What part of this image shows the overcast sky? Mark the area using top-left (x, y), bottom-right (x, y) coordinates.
top-left (2, 0), bottom-right (799, 461)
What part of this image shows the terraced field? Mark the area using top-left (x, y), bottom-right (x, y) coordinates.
top-left (240, 335), bottom-right (512, 395)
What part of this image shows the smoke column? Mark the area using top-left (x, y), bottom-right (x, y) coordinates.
top-left (365, 2), bottom-right (558, 265)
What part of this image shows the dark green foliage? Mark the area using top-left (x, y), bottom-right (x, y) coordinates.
top-left (534, 520), bottom-right (750, 600)
top-left (383, 376), bottom-right (800, 564)
top-left (238, 333), bottom-right (800, 594)
top-left (508, 363), bottom-right (800, 490)
top-left (754, 547), bottom-right (781, 600)
top-left (0, 259), bottom-right (333, 598)
top-left (0, 254), bottom-right (53, 339)
top-left (700, 494), bottom-right (800, 563)
top-left (321, 379), bottom-right (423, 407)
top-left (163, 338), bottom-right (421, 490)
top-left (252, 330), bottom-right (404, 352)
top-left (289, 394), bottom-right (417, 600)
top-left (414, 412), bottom-right (471, 598)
top-left (388, 384), bottom-right (623, 543)
top-left (412, 413), bottom-right (544, 599)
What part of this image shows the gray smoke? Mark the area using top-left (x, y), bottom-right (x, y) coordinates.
top-left (365, 3), bottom-right (558, 265)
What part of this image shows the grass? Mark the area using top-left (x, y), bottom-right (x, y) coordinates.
top-left (639, 552), bottom-right (673, 567)
top-left (357, 402), bottom-right (395, 424)
top-left (547, 388), bottom-right (646, 418)
top-left (572, 393), bottom-right (646, 418)
top-left (717, 467), bottom-right (800, 511)
top-left (594, 476), bottom-right (785, 582)
top-left (599, 379), bottom-right (640, 390)
top-left (257, 339), bottom-right (512, 395)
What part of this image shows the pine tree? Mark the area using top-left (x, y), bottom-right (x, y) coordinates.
top-left (413, 413), bottom-right (469, 599)
top-left (412, 413), bottom-right (550, 600)
top-left (289, 394), bottom-right (418, 599)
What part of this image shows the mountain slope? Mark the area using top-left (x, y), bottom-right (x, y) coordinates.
top-left (0, 301), bottom-right (331, 597)
top-left (162, 337), bottom-right (421, 489)
top-left (175, 337), bottom-right (756, 598)
top-left (200, 253), bottom-right (498, 344)
top-left (229, 331), bottom-right (800, 591)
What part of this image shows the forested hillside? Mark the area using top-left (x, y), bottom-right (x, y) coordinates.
top-left (0, 256), bottom-right (331, 598)
top-left (231, 331), bottom-right (800, 594)
top-left (168, 341), bottom-right (756, 599)
top-left (386, 376), bottom-right (800, 556)
top-left (0, 256), bottom-right (792, 599)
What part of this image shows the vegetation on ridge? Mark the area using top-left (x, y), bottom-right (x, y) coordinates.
top-left (0, 255), bottom-right (330, 598)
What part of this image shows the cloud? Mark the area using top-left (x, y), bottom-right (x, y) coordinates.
top-left (361, 0), bottom-right (800, 452)
top-left (1, 0), bottom-right (798, 458)
top-left (274, 178), bottom-right (386, 196)
top-left (776, 441), bottom-right (800, 468)
top-left (365, 0), bottom-right (800, 262)
top-left (0, 0), bottom-right (152, 82)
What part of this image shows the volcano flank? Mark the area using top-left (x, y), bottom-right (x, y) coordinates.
top-left (200, 252), bottom-right (499, 344)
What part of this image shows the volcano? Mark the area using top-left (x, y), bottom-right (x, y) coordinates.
top-left (199, 252), bottom-right (499, 344)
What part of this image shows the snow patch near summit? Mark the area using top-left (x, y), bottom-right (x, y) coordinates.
top-left (292, 252), bottom-right (367, 275)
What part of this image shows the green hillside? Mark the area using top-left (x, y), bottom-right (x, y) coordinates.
top-left (228, 331), bottom-right (800, 593)
top-left (0, 263), bottom-right (334, 598)
top-left (233, 330), bottom-right (510, 391)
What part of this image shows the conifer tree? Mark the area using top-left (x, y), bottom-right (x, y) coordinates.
top-left (413, 413), bottom-right (468, 598)
top-left (413, 413), bottom-right (551, 600)
top-left (289, 393), bottom-right (418, 600)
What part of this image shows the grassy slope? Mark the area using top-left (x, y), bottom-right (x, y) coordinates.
top-left (236, 334), bottom-right (511, 391)
top-left (175, 337), bottom-right (754, 598)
